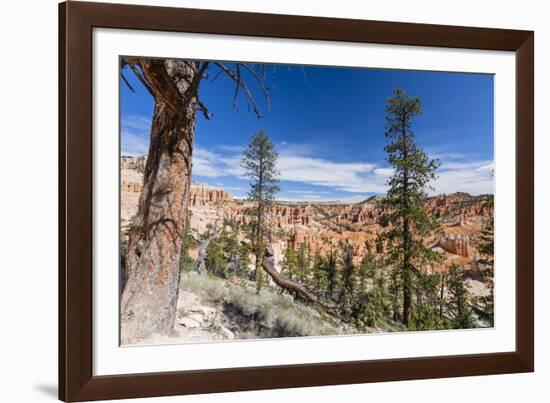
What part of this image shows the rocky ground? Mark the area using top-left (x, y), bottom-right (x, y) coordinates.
top-left (127, 272), bottom-right (353, 346)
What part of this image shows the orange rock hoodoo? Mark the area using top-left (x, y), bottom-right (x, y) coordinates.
top-left (189, 183), bottom-right (233, 207)
top-left (439, 234), bottom-right (471, 257)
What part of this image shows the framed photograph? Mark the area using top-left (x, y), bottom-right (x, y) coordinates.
top-left (59, 1), bottom-right (534, 401)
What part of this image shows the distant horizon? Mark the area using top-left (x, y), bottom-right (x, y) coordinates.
top-left (121, 63), bottom-right (494, 202)
top-left (122, 153), bottom-right (495, 203)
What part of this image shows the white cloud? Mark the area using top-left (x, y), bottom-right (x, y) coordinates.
top-left (431, 160), bottom-right (494, 195)
top-left (216, 144), bottom-right (245, 153)
top-left (275, 147), bottom-right (494, 196)
top-left (477, 163), bottom-right (495, 173)
top-left (124, 125), bottom-right (494, 196)
top-left (192, 144), bottom-right (390, 193)
top-left (287, 190), bottom-right (331, 195)
top-left (122, 115), bottom-right (151, 132)
top-left (121, 130), bottom-right (149, 156)
top-left (192, 148), bottom-right (227, 177)
top-left (192, 158), bottom-right (224, 177)
top-left (121, 115), bottom-right (151, 156)
top-left (374, 167), bottom-right (394, 177)
top-left (279, 193), bottom-right (370, 203)
top-left (277, 154), bottom-right (376, 189)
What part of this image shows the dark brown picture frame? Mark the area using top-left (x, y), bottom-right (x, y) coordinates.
top-left (59, 1), bottom-right (534, 401)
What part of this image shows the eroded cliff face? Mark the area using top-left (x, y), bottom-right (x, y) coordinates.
top-left (189, 183), bottom-right (233, 206)
top-left (121, 156), bottom-right (493, 273)
top-left (120, 162), bottom-right (233, 229)
top-left (439, 234), bottom-right (471, 257)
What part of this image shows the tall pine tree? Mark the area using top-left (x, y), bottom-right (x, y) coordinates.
top-left (338, 242), bottom-right (357, 318)
top-left (241, 130), bottom-right (280, 292)
top-left (381, 88), bottom-right (440, 326)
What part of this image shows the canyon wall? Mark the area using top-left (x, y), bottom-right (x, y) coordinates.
top-left (121, 168), bottom-right (233, 207)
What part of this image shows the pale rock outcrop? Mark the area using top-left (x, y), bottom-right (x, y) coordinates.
top-left (189, 183), bottom-right (233, 207)
top-left (439, 233), bottom-right (471, 257)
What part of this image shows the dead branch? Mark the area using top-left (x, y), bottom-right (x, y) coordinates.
top-left (121, 71), bottom-right (136, 93)
top-left (122, 58), bottom-right (270, 119)
top-left (213, 62), bottom-right (264, 118)
top-left (262, 249), bottom-right (338, 312)
top-left (127, 63), bottom-right (155, 97)
top-left (239, 64), bottom-right (271, 110)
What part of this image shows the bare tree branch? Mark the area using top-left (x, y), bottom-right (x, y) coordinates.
top-left (180, 61), bottom-right (210, 113)
top-left (123, 58), bottom-right (271, 119)
top-left (262, 251), bottom-right (338, 312)
top-left (213, 62), bottom-right (265, 118)
top-left (128, 63), bottom-right (155, 97)
top-left (209, 68), bottom-right (225, 83)
top-left (233, 64), bottom-right (241, 111)
top-left (121, 70), bottom-right (136, 93)
top-left (196, 97), bottom-right (213, 119)
top-left (240, 64), bottom-right (271, 110)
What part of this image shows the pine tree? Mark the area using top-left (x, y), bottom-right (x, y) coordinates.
top-left (237, 242), bottom-right (251, 279)
top-left (241, 130), bottom-right (280, 291)
top-left (358, 253), bottom-right (378, 292)
top-left (312, 252), bottom-right (329, 299)
top-left (381, 88), bottom-right (440, 326)
top-left (205, 239), bottom-right (229, 279)
top-left (350, 253), bottom-right (390, 329)
top-left (410, 272), bottom-right (447, 330)
top-left (296, 241), bottom-right (312, 284)
top-left (326, 244), bottom-right (338, 301)
top-left (388, 267), bottom-right (403, 322)
top-left (477, 219), bottom-right (494, 326)
top-left (338, 242), bottom-right (356, 317)
top-left (447, 264), bottom-right (474, 329)
top-left (282, 246), bottom-right (299, 281)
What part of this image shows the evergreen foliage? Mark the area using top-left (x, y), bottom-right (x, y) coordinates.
top-left (241, 130), bottom-right (280, 291)
top-left (409, 272), bottom-right (448, 330)
top-left (380, 88), bottom-right (441, 326)
top-left (447, 264), bottom-right (474, 329)
top-left (282, 246), bottom-right (299, 281)
top-left (477, 220), bottom-right (495, 326)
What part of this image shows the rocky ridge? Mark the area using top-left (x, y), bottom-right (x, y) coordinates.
top-left (121, 156), bottom-right (493, 274)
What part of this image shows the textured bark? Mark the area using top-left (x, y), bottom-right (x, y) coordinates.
top-left (262, 249), bottom-right (337, 311)
top-left (121, 59), bottom-right (200, 344)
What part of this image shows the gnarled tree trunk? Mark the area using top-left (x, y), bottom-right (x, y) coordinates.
top-left (121, 59), bottom-right (200, 344)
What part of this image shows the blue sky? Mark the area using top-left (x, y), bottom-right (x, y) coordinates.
top-left (121, 62), bottom-right (494, 202)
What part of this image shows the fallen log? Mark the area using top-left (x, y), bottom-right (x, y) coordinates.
top-left (262, 249), bottom-right (338, 311)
